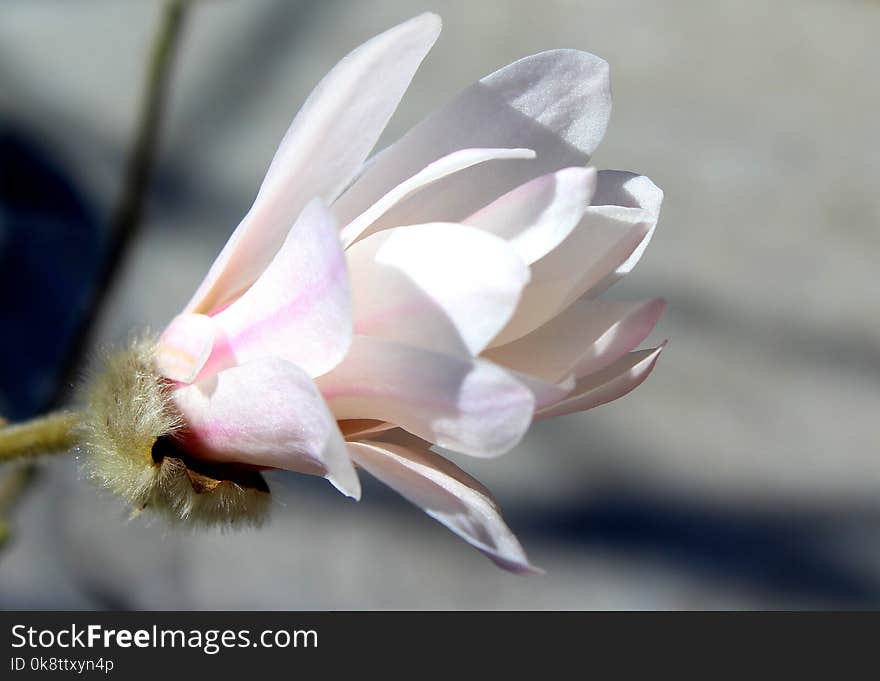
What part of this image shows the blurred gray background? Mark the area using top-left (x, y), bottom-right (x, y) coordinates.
top-left (1, 0), bottom-right (878, 609)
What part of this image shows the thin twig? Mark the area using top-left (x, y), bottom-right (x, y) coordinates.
top-left (0, 0), bottom-right (193, 547)
top-left (53, 0), bottom-right (192, 408)
top-left (0, 412), bottom-right (79, 464)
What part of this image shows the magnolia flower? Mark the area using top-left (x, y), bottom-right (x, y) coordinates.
top-left (91, 13), bottom-right (664, 572)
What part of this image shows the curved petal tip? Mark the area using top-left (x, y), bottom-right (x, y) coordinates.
top-left (155, 313), bottom-right (217, 383)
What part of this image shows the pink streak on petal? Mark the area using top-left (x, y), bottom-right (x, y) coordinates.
top-left (195, 199), bottom-right (353, 381)
top-left (535, 344), bottom-right (665, 420)
top-left (172, 357), bottom-right (361, 499)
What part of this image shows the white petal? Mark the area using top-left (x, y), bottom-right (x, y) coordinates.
top-left (172, 357), bottom-right (361, 499)
top-left (490, 210), bottom-right (651, 346)
top-left (348, 438), bottom-right (539, 573)
top-left (463, 166), bottom-right (596, 264)
top-left (201, 200), bottom-right (351, 379)
top-left (536, 345), bottom-right (665, 420)
top-left (510, 371), bottom-right (575, 411)
top-left (183, 13), bottom-right (441, 314)
top-left (570, 300), bottom-right (665, 378)
top-left (155, 313), bottom-right (217, 383)
top-left (593, 169), bottom-right (663, 214)
top-left (347, 223), bottom-right (529, 356)
top-left (485, 298), bottom-right (666, 382)
top-left (590, 171), bottom-right (663, 293)
top-left (339, 147), bottom-right (536, 248)
top-left (334, 50), bottom-right (611, 231)
top-left (316, 336), bottom-right (534, 457)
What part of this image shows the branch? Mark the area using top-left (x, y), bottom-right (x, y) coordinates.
top-left (53, 0), bottom-right (192, 408)
top-left (0, 0), bottom-right (194, 546)
top-left (0, 412), bottom-right (79, 464)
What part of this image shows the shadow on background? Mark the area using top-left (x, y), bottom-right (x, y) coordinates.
top-left (0, 125), bottom-right (103, 419)
top-left (518, 489), bottom-right (880, 607)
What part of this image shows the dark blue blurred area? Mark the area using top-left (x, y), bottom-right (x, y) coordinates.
top-left (520, 490), bottom-right (880, 607)
top-left (0, 125), bottom-right (103, 419)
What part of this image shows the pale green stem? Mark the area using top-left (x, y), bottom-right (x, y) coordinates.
top-left (0, 413), bottom-right (78, 548)
top-left (0, 0), bottom-right (193, 540)
top-left (0, 412), bottom-right (80, 463)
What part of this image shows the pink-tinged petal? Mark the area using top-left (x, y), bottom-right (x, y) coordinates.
top-left (535, 344), bottom-right (665, 420)
top-left (485, 298), bottom-right (666, 383)
top-left (589, 171), bottom-right (663, 294)
top-left (339, 148), bottom-right (536, 248)
top-left (347, 223), bottom-right (530, 357)
top-left (183, 13), bottom-right (442, 314)
top-left (463, 167), bottom-right (596, 264)
top-left (490, 211), bottom-right (651, 346)
top-left (200, 199), bottom-right (351, 380)
top-left (172, 357), bottom-right (360, 499)
top-left (571, 300), bottom-right (666, 378)
top-left (155, 313), bottom-right (217, 384)
top-left (334, 50), bottom-right (611, 230)
top-left (347, 438), bottom-right (540, 574)
top-left (593, 171), bottom-right (663, 216)
top-left (316, 335), bottom-right (535, 458)
top-left (510, 371), bottom-right (575, 411)
top-left (486, 172), bottom-right (662, 348)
